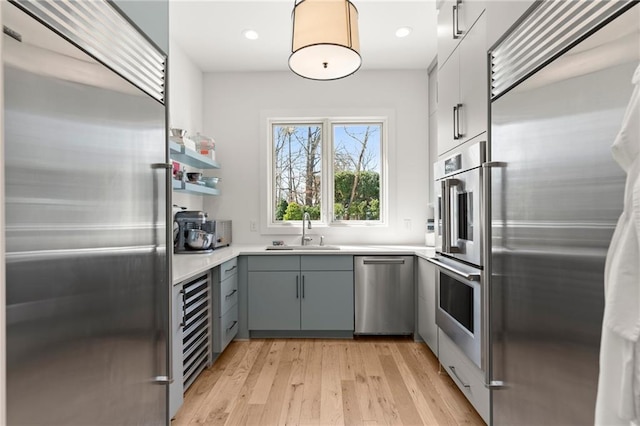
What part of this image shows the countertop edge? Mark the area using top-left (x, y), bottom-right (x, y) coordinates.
top-left (173, 244), bottom-right (437, 284)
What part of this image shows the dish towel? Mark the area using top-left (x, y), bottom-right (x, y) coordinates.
top-left (595, 63), bottom-right (640, 426)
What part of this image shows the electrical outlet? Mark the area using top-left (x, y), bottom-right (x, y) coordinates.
top-left (250, 220), bottom-right (257, 232)
top-left (404, 218), bottom-right (412, 230)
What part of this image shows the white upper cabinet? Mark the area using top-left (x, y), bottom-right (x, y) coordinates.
top-left (459, 13), bottom-right (487, 144)
top-left (437, 0), bottom-right (485, 66)
top-left (437, 11), bottom-right (487, 156)
top-left (485, 1), bottom-right (536, 49)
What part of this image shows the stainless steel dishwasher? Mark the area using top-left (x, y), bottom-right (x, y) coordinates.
top-left (354, 256), bottom-right (415, 335)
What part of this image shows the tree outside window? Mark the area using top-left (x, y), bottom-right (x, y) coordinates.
top-left (273, 124), bottom-right (322, 221)
top-left (333, 124), bottom-right (381, 221)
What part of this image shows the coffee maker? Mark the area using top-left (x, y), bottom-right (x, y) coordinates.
top-left (174, 210), bottom-right (212, 253)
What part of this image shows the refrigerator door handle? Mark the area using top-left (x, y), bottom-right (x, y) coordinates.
top-left (151, 163), bottom-right (172, 169)
top-left (481, 160), bottom-right (506, 386)
top-left (152, 161), bottom-right (173, 385)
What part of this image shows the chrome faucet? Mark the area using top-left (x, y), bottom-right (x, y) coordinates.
top-left (301, 212), bottom-right (313, 245)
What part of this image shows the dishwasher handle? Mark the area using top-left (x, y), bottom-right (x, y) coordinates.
top-left (362, 258), bottom-right (406, 265)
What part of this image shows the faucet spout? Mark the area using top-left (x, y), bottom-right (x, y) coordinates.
top-left (301, 212), bottom-right (312, 245)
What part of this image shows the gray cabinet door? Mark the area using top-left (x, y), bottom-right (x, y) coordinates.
top-left (301, 271), bottom-right (354, 330)
top-left (248, 271), bottom-right (300, 330)
top-left (169, 284), bottom-right (183, 419)
top-left (417, 258), bottom-right (438, 354)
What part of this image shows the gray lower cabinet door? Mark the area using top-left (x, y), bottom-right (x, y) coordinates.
top-left (169, 284), bottom-right (184, 419)
top-left (301, 271), bottom-right (354, 330)
top-left (417, 258), bottom-right (438, 354)
top-left (248, 271), bottom-right (300, 330)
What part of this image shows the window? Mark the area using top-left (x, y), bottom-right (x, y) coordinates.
top-left (272, 123), bottom-right (322, 221)
top-left (270, 118), bottom-right (385, 226)
top-left (332, 123), bottom-right (382, 221)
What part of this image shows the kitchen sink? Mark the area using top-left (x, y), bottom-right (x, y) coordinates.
top-left (265, 245), bottom-right (340, 251)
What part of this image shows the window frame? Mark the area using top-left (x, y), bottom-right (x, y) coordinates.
top-left (266, 116), bottom-right (388, 230)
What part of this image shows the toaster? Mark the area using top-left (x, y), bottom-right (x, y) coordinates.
top-left (202, 220), bottom-right (232, 249)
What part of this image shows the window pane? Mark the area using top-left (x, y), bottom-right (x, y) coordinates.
top-left (273, 124), bottom-right (322, 221)
top-left (333, 124), bottom-right (381, 221)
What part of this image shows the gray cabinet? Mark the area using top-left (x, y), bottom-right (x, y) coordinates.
top-left (417, 258), bottom-right (438, 354)
top-left (248, 255), bottom-right (354, 331)
top-left (438, 328), bottom-right (490, 423)
top-left (169, 283), bottom-right (184, 419)
top-left (437, 8), bottom-right (487, 156)
top-left (301, 271), bottom-right (354, 330)
top-left (213, 258), bottom-right (239, 352)
top-left (169, 271), bottom-right (212, 419)
top-left (248, 271), bottom-right (300, 330)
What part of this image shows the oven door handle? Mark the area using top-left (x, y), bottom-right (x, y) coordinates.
top-left (441, 179), bottom-right (450, 252)
top-left (427, 257), bottom-right (480, 281)
top-left (444, 178), bottom-right (461, 253)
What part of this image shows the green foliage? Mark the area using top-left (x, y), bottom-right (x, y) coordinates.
top-left (283, 202), bottom-right (302, 220)
top-left (275, 199), bottom-right (289, 221)
top-left (282, 202), bottom-right (321, 221)
top-left (305, 205), bottom-right (321, 220)
top-left (334, 170), bottom-right (380, 220)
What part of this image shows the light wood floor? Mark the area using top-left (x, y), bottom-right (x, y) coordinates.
top-left (172, 338), bottom-right (485, 426)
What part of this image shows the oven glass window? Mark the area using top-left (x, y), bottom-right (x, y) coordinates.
top-left (457, 191), bottom-right (473, 241)
top-left (439, 273), bottom-right (474, 333)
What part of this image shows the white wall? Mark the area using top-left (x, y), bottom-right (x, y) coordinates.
top-left (168, 38), bottom-right (204, 210)
top-left (112, 0), bottom-right (169, 53)
top-left (202, 70), bottom-right (430, 245)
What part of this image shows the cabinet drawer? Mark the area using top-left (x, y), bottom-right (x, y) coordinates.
top-left (220, 257), bottom-right (238, 281)
top-left (248, 255), bottom-right (300, 271)
top-left (219, 273), bottom-right (238, 317)
top-left (438, 329), bottom-right (489, 423)
top-left (300, 255), bottom-right (353, 271)
top-left (214, 303), bottom-right (238, 353)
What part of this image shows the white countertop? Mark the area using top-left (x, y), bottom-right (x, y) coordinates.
top-left (173, 243), bottom-right (437, 284)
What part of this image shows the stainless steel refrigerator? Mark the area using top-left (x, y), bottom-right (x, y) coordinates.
top-left (487, 1), bottom-right (639, 424)
top-left (3, 1), bottom-right (170, 424)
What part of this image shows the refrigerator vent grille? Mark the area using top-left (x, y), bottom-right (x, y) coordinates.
top-left (11, 0), bottom-right (166, 103)
top-left (490, 0), bottom-right (634, 99)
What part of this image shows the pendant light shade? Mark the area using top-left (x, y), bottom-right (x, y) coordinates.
top-left (289, 0), bottom-right (361, 81)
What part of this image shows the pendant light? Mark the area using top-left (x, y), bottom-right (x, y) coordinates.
top-left (289, 0), bottom-right (361, 81)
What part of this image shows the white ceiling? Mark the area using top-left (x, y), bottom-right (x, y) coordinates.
top-left (169, 0), bottom-right (438, 73)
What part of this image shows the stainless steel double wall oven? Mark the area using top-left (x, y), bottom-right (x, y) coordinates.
top-left (432, 141), bottom-right (485, 368)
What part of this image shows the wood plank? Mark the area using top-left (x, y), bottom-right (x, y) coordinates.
top-left (387, 341), bottom-right (442, 425)
top-left (341, 380), bottom-right (363, 426)
top-left (299, 340), bottom-right (323, 424)
top-left (320, 342), bottom-right (345, 425)
top-left (379, 354), bottom-right (424, 426)
top-left (258, 340), bottom-right (297, 425)
top-left (194, 340), bottom-right (264, 425)
top-left (338, 342), bottom-right (355, 381)
top-left (172, 341), bottom-right (244, 426)
top-left (221, 340), bottom-right (273, 426)
top-left (248, 340), bottom-right (286, 404)
top-left (349, 342), bottom-right (385, 423)
top-left (278, 339), bottom-right (308, 426)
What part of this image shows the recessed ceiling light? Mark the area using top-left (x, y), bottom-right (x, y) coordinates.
top-left (395, 27), bottom-right (412, 38)
top-left (242, 29), bottom-right (259, 40)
